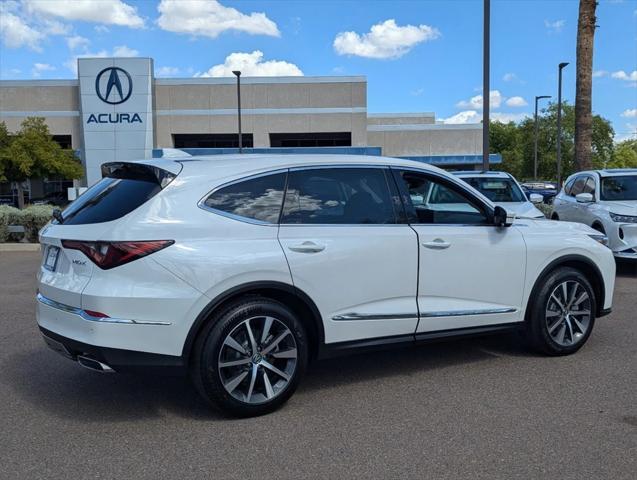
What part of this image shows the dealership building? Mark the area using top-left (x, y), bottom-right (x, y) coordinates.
top-left (0, 57), bottom-right (498, 200)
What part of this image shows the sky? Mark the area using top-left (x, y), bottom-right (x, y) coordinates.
top-left (0, 0), bottom-right (636, 141)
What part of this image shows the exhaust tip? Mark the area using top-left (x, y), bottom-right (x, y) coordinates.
top-left (77, 355), bottom-right (115, 373)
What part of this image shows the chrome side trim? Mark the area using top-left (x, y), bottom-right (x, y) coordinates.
top-left (332, 313), bottom-right (419, 321)
top-left (36, 293), bottom-right (171, 325)
top-left (420, 307), bottom-right (517, 318)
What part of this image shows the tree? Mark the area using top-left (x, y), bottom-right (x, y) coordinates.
top-left (574, 0), bottom-right (598, 171)
top-left (489, 102), bottom-right (614, 180)
top-left (609, 139), bottom-right (637, 168)
top-left (0, 117), bottom-right (83, 208)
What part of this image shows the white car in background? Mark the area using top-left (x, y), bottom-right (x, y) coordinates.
top-left (552, 169), bottom-right (637, 259)
top-left (36, 154), bottom-right (615, 416)
top-left (454, 171), bottom-right (546, 219)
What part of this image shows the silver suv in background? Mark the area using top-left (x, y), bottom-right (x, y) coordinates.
top-left (552, 169), bottom-right (637, 259)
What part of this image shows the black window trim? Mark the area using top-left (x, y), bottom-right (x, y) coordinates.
top-left (390, 167), bottom-right (496, 227)
top-left (198, 168), bottom-right (289, 226)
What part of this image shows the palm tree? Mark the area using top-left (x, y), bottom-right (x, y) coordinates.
top-left (574, 0), bottom-right (598, 171)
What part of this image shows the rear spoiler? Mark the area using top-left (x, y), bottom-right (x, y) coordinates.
top-left (101, 162), bottom-right (181, 188)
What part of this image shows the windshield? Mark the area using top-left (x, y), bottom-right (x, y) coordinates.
top-left (462, 177), bottom-right (526, 202)
top-left (600, 175), bottom-right (637, 201)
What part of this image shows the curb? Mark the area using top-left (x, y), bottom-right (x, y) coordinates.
top-left (0, 243), bottom-right (41, 252)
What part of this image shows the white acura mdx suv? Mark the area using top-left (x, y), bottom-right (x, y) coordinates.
top-left (552, 169), bottom-right (637, 259)
top-left (37, 154), bottom-right (615, 416)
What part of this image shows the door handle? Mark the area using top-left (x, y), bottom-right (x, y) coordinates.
top-left (288, 241), bottom-right (325, 253)
top-left (422, 239), bottom-right (451, 250)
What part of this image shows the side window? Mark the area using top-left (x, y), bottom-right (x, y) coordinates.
top-left (203, 172), bottom-right (286, 223)
top-left (281, 168), bottom-right (397, 224)
top-left (570, 176), bottom-right (586, 196)
top-left (583, 177), bottom-right (596, 195)
top-left (396, 170), bottom-right (490, 225)
top-left (564, 177), bottom-right (576, 196)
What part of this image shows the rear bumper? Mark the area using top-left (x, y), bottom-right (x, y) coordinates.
top-left (39, 327), bottom-right (186, 375)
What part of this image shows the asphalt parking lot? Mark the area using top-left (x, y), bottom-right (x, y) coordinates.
top-left (0, 252), bottom-right (635, 479)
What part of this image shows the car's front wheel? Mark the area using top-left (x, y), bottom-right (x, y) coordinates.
top-left (191, 297), bottom-right (308, 417)
top-left (526, 267), bottom-right (596, 355)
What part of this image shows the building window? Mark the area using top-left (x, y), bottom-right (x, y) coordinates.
top-left (52, 135), bottom-right (72, 149)
top-left (172, 134), bottom-right (254, 148)
top-left (269, 132), bottom-right (352, 148)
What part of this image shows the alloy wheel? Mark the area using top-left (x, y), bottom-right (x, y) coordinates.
top-left (217, 316), bottom-right (297, 404)
top-left (545, 280), bottom-right (592, 347)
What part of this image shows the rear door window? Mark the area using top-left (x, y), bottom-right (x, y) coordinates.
top-left (203, 172), bottom-right (287, 224)
top-left (281, 168), bottom-right (397, 224)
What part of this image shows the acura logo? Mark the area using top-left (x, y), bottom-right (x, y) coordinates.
top-left (95, 67), bottom-right (132, 105)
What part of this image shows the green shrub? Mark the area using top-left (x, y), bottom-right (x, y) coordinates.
top-left (0, 204), bottom-right (54, 242)
top-left (22, 204), bottom-right (55, 242)
top-left (0, 205), bottom-right (22, 242)
top-left (536, 203), bottom-right (553, 219)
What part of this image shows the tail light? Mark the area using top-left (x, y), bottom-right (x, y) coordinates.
top-left (61, 240), bottom-right (174, 270)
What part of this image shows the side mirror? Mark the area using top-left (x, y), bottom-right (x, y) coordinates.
top-left (575, 192), bottom-right (594, 203)
top-left (529, 193), bottom-right (543, 204)
top-left (493, 206), bottom-right (514, 227)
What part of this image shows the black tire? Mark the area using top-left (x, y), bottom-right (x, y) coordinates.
top-left (191, 296), bottom-right (308, 417)
top-left (526, 267), bottom-right (596, 355)
top-left (551, 212), bottom-right (560, 220)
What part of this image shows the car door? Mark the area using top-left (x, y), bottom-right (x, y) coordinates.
top-left (277, 166), bottom-right (419, 344)
top-left (561, 175), bottom-right (587, 221)
top-left (392, 168), bottom-right (527, 333)
top-left (573, 176), bottom-right (597, 225)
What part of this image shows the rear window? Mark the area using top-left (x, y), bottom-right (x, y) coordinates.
top-left (462, 177), bottom-right (526, 202)
top-left (60, 177), bottom-right (161, 225)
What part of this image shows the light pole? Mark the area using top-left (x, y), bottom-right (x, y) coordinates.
top-left (482, 0), bottom-right (490, 171)
top-left (556, 62), bottom-right (569, 185)
top-left (534, 95), bottom-right (551, 180)
top-left (232, 70), bottom-right (242, 153)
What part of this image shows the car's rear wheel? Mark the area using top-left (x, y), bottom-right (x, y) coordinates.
top-left (526, 267), bottom-right (596, 355)
top-left (191, 297), bottom-right (308, 417)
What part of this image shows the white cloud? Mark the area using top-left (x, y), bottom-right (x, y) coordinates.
top-left (195, 51), bottom-right (302, 78)
top-left (64, 45), bottom-right (139, 73)
top-left (442, 110), bottom-right (481, 124)
top-left (593, 70), bottom-right (608, 78)
top-left (491, 112), bottom-right (531, 123)
top-left (24, 0), bottom-right (144, 28)
top-left (611, 70), bottom-right (637, 81)
top-left (410, 88), bottom-right (424, 97)
top-left (0, 4), bottom-right (45, 51)
top-left (333, 19), bottom-right (440, 59)
top-left (505, 96), bottom-right (528, 107)
top-left (544, 19), bottom-right (565, 33)
top-left (31, 62), bottom-right (55, 77)
top-left (621, 109), bottom-right (637, 118)
top-left (157, 0), bottom-right (279, 39)
top-left (615, 123), bottom-right (637, 142)
top-left (112, 45), bottom-right (139, 57)
top-left (66, 35), bottom-right (90, 51)
top-left (94, 25), bottom-right (110, 34)
top-left (502, 72), bottom-right (518, 82)
top-left (456, 90), bottom-right (503, 110)
top-left (156, 66), bottom-right (180, 77)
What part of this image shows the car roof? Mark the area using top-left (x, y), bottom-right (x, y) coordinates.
top-left (137, 153), bottom-right (449, 178)
top-left (567, 168), bottom-right (637, 179)
top-left (453, 170), bottom-right (512, 178)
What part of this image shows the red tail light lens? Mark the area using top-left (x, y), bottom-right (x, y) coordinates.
top-left (61, 240), bottom-right (174, 270)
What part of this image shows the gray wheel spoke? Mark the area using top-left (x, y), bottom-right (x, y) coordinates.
top-left (263, 370), bottom-right (274, 399)
top-left (567, 282), bottom-right (579, 308)
top-left (224, 336), bottom-right (248, 355)
top-left (261, 330), bottom-right (290, 355)
top-left (245, 319), bottom-right (258, 354)
top-left (546, 309), bottom-right (561, 318)
top-left (573, 292), bottom-right (589, 307)
top-left (271, 348), bottom-right (297, 359)
top-left (260, 359), bottom-right (291, 381)
top-left (261, 316), bottom-right (274, 344)
top-left (556, 323), bottom-right (567, 344)
top-left (550, 293), bottom-right (565, 311)
top-left (565, 318), bottom-right (574, 344)
top-left (560, 282), bottom-right (569, 304)
top-left (571, 316), bottom-right (587, 334)
top-left (219, 358), bottom-right (251, 368)
top-left (224, 370), bottom-right (248, 393)
top-left (569, 309), bottom-right (590, 317)
top-left (246, 364), bottom-right (258, 402)
top-left (548, 317), bottom-right (564, 334)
